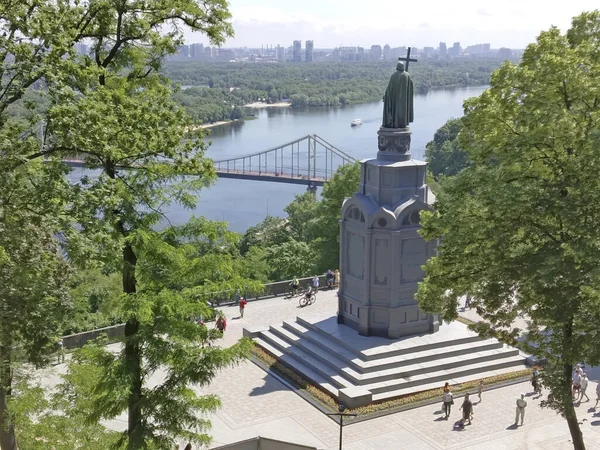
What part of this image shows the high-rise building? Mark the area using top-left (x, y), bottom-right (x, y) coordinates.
top-left (383, 44), bottom-right (391, 60)
top-left (293, 40), bottom-right (302, 62)
top-left (497, 47), bottom-right (512, 60)
top-left (190, 43), bottom-right (204, 60)
top-left (276, 45), bottom-right (285, 61)
top-left (483, 43), bottom-right (491, 52)
top-left (448, 42), bottom-right (461, 58)
top-left (370, 45), bottom-right (382, 60)
top-left (357, 47), bottom-right (365, 61)
top-left (305, 40), bottom-right (314, 62)
top-left (439, 42), bottom-right (447, 58)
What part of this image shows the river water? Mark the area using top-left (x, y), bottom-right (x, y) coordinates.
top-left (165, 85), bottom-right (487, 232)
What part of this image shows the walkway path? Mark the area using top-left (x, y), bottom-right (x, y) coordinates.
top-left (40, 289), bottom-right (600, 449)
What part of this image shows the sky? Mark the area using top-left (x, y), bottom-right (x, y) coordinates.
top-left (184, 0), bottom-right (600, 49)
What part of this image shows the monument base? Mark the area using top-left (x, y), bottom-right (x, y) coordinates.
top-left (245, 315), bottom-right (528, 408)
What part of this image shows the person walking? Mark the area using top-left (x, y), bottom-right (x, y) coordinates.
top-left (334, 269), bottom-right (340, 287)
top-left (459, 394), bottom-right (473, 426)
top-left (515, 393), bottom-right (527, 426)
top-left (573, 367), bottom-right (582, 399)
top-left (595, 382), bottom-right (600, 409)
top-left (239, 296), bottom-right (247, 318)
top-left (326, 269), bottom-right (334, 289)
top-left (442, 387), bottom-right (453, 419)
top-left (579, 373), bottom-right (590, 402)
top-left (477, 380), bottom-right (484, 402)
top-left (57, 338), bottom-right (65, 364)
top-left (312, 275), bottom-right (319, 293)
top-left (464, 292), bottom-right (472, 310)
top-left (531, 367), bottom-right (541, 395)
top-left (215, 315), bottom-right (227, 335)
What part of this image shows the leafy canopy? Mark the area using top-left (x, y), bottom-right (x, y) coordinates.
top-left (416, 11), bottom-right (600, 449)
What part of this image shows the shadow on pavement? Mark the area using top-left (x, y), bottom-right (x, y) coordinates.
top-left (506, 424), bottom-right (518, 430)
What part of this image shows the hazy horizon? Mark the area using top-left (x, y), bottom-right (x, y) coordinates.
top-left (183, 0), bottom-right (598, 50)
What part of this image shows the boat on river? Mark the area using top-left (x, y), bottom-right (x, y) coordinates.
top-left (350, 118), bottom-right (363, 127)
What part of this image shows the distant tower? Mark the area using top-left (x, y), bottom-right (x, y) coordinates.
top-left (305, 40), bottom-right (314, 62)
top-left (293, 40), bottom-right (302, 62)
top-left (276, 45), bottom-right (285, 61)
top-left (383, 44), bottom-right (391, 60)
top-left (439, 42), bottom-right (447, 58)
top-left (370, 45), bottom-right (382, 61)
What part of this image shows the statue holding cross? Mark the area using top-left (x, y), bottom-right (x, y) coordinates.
top-left (382, 47), bottom-right (417, 129)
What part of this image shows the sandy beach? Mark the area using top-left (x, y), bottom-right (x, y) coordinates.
top-left (244, 101), bottom-right (292, 108)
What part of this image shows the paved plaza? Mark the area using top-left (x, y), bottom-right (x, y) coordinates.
top-left (40, 289), bottom-right (600, 449)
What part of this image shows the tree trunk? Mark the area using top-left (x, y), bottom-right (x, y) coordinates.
top-left (0, 339), bottom-right (17, 450)
top-left (122, 241), bottom-right (143, 450)
top-left (564, 362), bottom-right (586, 450)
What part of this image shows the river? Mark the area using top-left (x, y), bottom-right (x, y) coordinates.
top-left (164, 85), bottom-right (487, 232)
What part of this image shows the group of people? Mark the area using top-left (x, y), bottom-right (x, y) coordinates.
top-left (440, 379), bottom-right (535, 428)
top-left (572, 363), bottom-right (597, 404)
top-left (441, 381), bottom-right (482, 426)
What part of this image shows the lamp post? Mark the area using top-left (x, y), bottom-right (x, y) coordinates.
top-left (326, 404), bottom-right (357, 450)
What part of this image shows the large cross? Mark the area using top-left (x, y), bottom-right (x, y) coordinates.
top-left (398, 46), bottom-right (418, 71)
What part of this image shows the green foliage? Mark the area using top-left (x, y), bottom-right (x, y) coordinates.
top-left (165, 60), bottom-right (501, 122)
top-left (312, 163), bottom-right (361, 271)
top-left (425, 118), bottom-right (469, 180)
top-left (416, 11), bottom-right (600, 449)
top-left (265, 239), bottom-right (316, 281)
top-left (239, 215), bottom-right (290, 255)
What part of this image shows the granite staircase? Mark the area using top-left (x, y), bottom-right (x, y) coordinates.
top-left (246, 316), bottom-right (528, 408)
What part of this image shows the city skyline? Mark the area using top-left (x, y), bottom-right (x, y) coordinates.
top-left (183, 0), bottom-right (599, 49)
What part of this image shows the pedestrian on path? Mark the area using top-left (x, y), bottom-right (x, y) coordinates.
top-left (478, 380), bottom-right (484, 402)
top-left (464, 293), bottom-right (472, 310)
top-left (573, 367), bottom-right (582, 399)
top-left (531, 367), bottom-right (541, 396)
top-left (334, 269), bottom-right (340, 287)
top-left (215, 315), bottom-right (227, 335)
top-left (312, 275), bottom-right (319, 292)
top-left (442, 387), bottom-right (453, 419)
top-left (239, 297), bottom-right (247, 318)
top-left (515, 393), bottom-right (527, 426)
top-left (459, 393), bottom-right (473, 426)
top-left (57, 338), bottom-right (65, 364)
top-left (578, 373), bottom-right (590, 402)
top-left (595, 382), bottom-right (600, 409)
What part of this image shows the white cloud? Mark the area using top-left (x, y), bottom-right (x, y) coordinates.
top-left (184, 0), bottom-right (600, 48)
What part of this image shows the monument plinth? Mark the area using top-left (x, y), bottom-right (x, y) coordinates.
top-left (337, 123), bottom-right (440, 338)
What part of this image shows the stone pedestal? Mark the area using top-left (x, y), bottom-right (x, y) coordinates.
top-left (337, 127), bottom-right (440, 338)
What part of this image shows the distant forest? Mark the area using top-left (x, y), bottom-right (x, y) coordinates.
top-left (165, 60), bottom-right (502, 124)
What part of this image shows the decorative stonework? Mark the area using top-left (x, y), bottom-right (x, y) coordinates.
top-left (377, 127), bottom-right (411, 161)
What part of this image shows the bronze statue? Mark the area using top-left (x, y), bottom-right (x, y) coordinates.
top-left (382, 61), bottom-right (414, 129)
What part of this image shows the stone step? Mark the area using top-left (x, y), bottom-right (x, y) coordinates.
top-left (296, 316), bottom-right (484, 361)
top-left (371, 364), bottom-right (528, 402)
top-left (269, 324), bottom-right (519, 386)
top-left (258, 331), bottom-right (355, 389)
top-left (281, 320), bottom-right (361, 364)
top-left (281, 320), bottom-right (505, 373)
top-left (253, 337), bottom-right (339, 398)
top-left (365, 355), bottom-right (525, 395)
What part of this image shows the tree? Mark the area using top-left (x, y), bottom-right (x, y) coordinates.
top-left (19, 1), bottom-right (239, 448)
top-left (239, 216), bottom-right (290, 255)
top-left (311, 163), bottom-right (360, 271)
top-left (424, 118), bottom-right (469, 180)
top-left (265, 239), bottom-right (316, 281)
top-left (284, 192), bottom-right (319, 242)
top-left (416, 12), bottom-right (600, 450)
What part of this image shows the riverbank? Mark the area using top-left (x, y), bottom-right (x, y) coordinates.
top-left (244, 101), bottom-right (292, 108)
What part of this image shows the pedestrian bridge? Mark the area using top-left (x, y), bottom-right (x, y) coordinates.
top-left (212, 134), bottom-right (357, 186)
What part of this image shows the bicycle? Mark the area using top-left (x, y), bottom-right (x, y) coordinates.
top-left (299, 289), bottom-right (316, 307)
